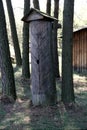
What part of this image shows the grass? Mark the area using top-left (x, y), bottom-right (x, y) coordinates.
top-left (0, 66), bottom-right (87, 130)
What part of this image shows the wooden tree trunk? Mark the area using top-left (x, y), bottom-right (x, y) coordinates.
top-left (46, 0), bottom-right (51, 15)
top-left (62, 0), bottom-right (75, 104)
top-left (22, 0), bottom-right (30, 78)
top-left (30, 21), bottom-right (57, 106)
top-left (6, 0), bottom-right (22, 66)
top-left (53, 0), bottom-right (60, 78)
top-left (33, 0), bottom-right (40, 10)
top-left (0, 0), bottom-right (17, 101)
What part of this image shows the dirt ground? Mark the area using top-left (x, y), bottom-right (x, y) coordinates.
top-left (0, 67), bottom-right (87, 130)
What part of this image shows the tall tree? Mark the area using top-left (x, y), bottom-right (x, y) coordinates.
top-left (6, 0), bottom-right (22, 66)
top-left (53, 0), bottom-right (60, 78)
top-left (62, 0), bottom-right (75, 104)
top-left (0, 0), bottom-right (16, 101)
top-left (33, 0), bottom-right (40, 9)
top-left (46, 0), bottom-right (51, 15)
top-left (22, 0), bottom-right (30, 78)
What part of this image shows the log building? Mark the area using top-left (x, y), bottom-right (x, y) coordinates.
top-left (73, 27), bottom-right (87, 72)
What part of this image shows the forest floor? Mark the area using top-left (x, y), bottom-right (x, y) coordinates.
top-left (0, 66), bottom-right (87, 130)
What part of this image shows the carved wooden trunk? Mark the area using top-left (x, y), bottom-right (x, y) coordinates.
top-left (30, 21), bottom-right (56, 105)
top-left (22, 8), bottom-right (57, 106)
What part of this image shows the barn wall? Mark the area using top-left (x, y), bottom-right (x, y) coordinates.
top-left (73, 29), bottom-right (87, 72)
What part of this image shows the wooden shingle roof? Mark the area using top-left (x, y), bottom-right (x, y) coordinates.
top-left (22, 8), bottom-right (58, 22)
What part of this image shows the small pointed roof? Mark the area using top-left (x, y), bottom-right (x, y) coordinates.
top-left (22, 8), bottom-right (58, 22)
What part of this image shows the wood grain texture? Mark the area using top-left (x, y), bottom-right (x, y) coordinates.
top-left (29, 21), bottom-right (56, 106)
top-left (73, 28), bottom-right (87, 72)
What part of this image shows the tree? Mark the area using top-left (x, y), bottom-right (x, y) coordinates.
top-left (53, 0), bottom-right (60, 78)
top-left (22, 0), bottom-right (30, 79)
top-left (0, 0), bottom-right (17, 101)
top-left (6, 0), bottom-right (22, 66)
top-left (62, 0), bottom-right (75, 104)
top-left (46, 0), bottom-right (51, 15)
top-left (33, 0), bottom-right (40, 9)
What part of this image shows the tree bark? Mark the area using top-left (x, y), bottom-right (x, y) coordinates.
top-left (53, 0), bottom-right (60, 78)
top-left (22, 0), bottom-right (30, 78)
top-left (0, 0), bottom-right (17, 101)
top-left (33, 0), bottom-right (40, 10)
top-left (46, 0), bottom-right (51, 15)
top-left (62, 0), bottom-right (75, 104)
top-left (6, 0), bottom-right (22, 66)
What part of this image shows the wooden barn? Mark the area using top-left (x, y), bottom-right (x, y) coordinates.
top-left (73, 27), bottom-right (87, 72)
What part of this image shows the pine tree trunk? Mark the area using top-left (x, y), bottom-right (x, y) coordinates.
top-left (22, 0), bottom-right (30, 78)
top-left (62, 0), bottom-right (75, 104)
top-left (6, 0), bottom-right (22, 66)
top-left (53, 0), bottom-right (60, 78)
top-left (33, 0), bottom-right (40, 10)
top-left (0, 0), bottom-right (17, 101)
top-left (46, 0), bottom-right (51, 15)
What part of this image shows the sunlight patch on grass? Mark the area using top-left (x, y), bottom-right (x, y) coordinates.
top-left (0, 68), bottom-right (87, 130)
top-left (24, 116), bottom-right (31, 123)
top-left (75, 86), bottom-right (87, 93)
top-left (64, 124), bottom-right (79, 130)
top-left (74, 74), bottom-right (86, 82)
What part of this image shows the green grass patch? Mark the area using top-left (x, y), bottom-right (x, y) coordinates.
top-left (0, 67), bottom-right (87, 130)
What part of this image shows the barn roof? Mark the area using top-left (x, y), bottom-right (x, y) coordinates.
top-left (74, 26), bottom-right (87, 33)
top-left (22, 8), bottom-right (58, 22)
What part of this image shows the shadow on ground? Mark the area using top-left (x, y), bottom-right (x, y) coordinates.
top-left (0, 68), bottom-right (87, 130)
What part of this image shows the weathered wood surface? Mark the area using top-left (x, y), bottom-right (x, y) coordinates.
top-left (27, 11), bottom-right (43, 22)
top-left (29, 21), bottom-right (56, 106)
top-left (22, 8), bottom-right (58, 23)
top-left (73, 28), bottom-right (87, 72)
